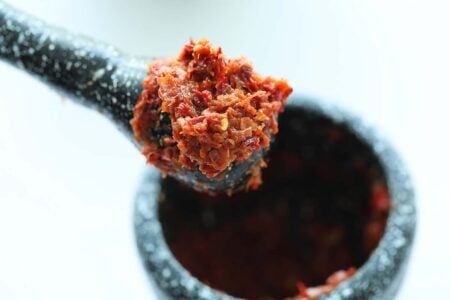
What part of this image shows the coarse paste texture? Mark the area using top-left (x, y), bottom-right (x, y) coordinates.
top-left (131, 39), bottom-right (292, 188)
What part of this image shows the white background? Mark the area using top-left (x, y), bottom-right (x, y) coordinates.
top-left (0, 0), bottom-right (449, 299)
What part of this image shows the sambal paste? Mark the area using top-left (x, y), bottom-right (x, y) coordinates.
top-left (131, 39), bottom-right (292, 189)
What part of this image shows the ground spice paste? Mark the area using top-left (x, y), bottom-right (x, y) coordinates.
top-left (159, 107), bottom-right (391, 299)
top-left (131, 39), bottom-right (292, 189)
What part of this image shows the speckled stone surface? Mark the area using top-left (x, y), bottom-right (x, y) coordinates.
top-left (0, 0), bottom-right (146, 137)
top-left (134, 96), bottom-right (416, 300)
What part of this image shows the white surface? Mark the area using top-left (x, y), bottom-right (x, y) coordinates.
top-left (0, 0), bottom-right (448, 299)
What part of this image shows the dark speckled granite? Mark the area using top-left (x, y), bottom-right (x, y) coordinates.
top-left (0, 0), bottom-right (146, 139)
top-left (134, 96), bottom-right (416, 300)
top-left (0, 0), bottom-right (263, 194)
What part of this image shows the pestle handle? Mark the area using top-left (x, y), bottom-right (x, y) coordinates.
top-left (0, 1), bottom-right (146, 136)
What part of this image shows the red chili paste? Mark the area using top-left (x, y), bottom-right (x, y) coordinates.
top-left (131, 39), bottom-right (292, 187)
top-left (294, 268), bottom-right (356, 299)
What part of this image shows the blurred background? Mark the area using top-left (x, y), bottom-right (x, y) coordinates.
top-left (0, 0), bottom-right (448, 299)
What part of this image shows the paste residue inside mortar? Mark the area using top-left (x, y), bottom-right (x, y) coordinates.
top-left (159, 108), bottom-right (390, 299)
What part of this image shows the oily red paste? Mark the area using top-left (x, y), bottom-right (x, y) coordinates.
top-left (131, 39), bottom-right (292, 188)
